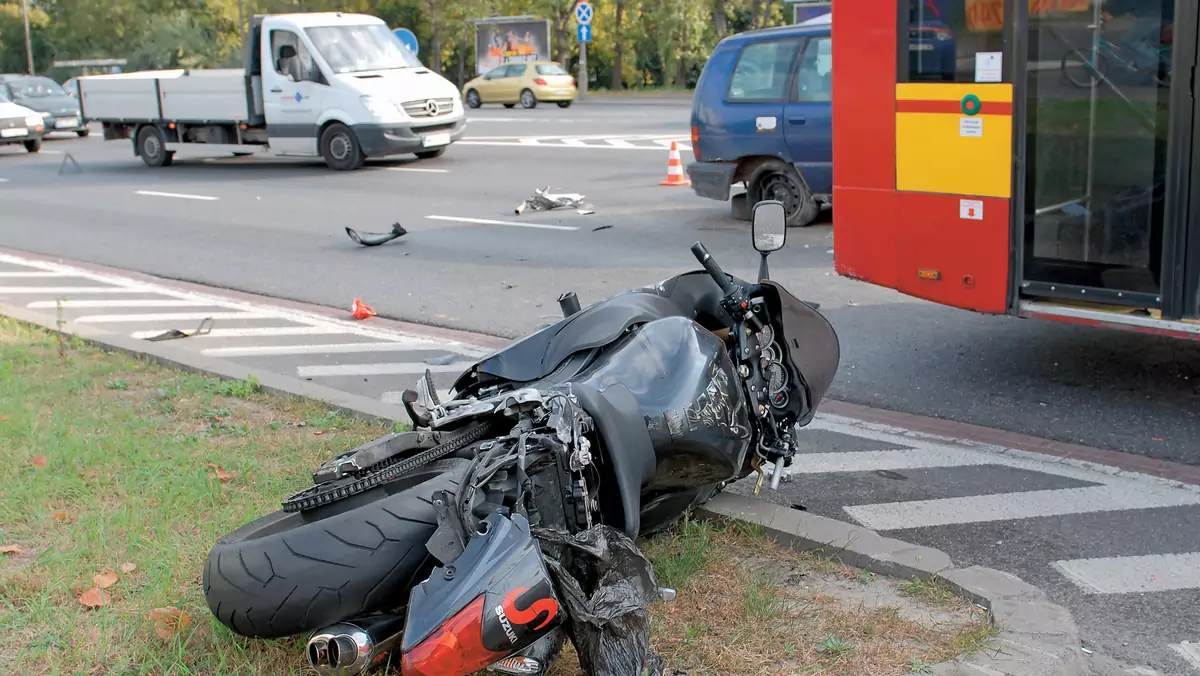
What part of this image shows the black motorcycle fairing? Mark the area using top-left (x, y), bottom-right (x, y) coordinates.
top-left (401, 512), bottom-right (562, 654)
top-left (759, 280), bottom-right (840, 427)
top-left (451, 270), bottom-right (747, 393)
top-left (575, 316), bottom-right (751, 522)
top-left (569, 382), bottom-right (657, 538)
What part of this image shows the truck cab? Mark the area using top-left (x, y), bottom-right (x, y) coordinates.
top-left (687, 17), bottom-right (833, 227)
top-left (79, 12), bottom-right (466, 170)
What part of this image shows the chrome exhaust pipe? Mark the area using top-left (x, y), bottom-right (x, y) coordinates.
top-left (306, 614), bottom-right (407, 676)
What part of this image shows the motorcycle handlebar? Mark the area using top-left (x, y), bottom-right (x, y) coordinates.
top-left (690, 242), bottom-right (734, 294)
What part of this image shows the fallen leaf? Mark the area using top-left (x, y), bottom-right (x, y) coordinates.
top-left (150, 606), bottom-right (192, 639)
top-left (78, 587), bottom-right (110, 609)
top-left (31, 456), bottom-right (48, 469)
top-left (313, 430), bottom-right (325, 436)
top-left (52, 511), bottom-right (71, 522)
top-left (93, 570), bottom-right (119, 588)
top-left (120, 562), bottom-right (137, 574)
top-left (78, 469), bottom-right (99, 479)
top-left (0, 415), bottom-right (10, 421)
top-left (214, 467), bottom-right (233, 482)
top-left (0, 544), bottom-right (23, 555)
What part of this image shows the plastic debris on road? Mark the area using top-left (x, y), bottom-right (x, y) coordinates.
top-left (351, 298), bottom-right (377, 320)
top-left (515, 187), bottom-right (592, 215)
top-left (535, 525), bottom-right (665, 676)
top-left (143, 317), bottom-right (213, 341)
top-left (345, 222), bottom-right (408, 247)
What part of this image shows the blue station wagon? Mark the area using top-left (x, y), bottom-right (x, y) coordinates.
top-left (687, 17), bottom-right (832, 227)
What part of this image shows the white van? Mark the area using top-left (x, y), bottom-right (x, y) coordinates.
top-left (78, 12), bottom-right (466, 170)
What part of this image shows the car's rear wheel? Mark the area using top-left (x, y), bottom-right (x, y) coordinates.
top-left (520, 89), bottom-right (537, 109)
top-left (203, 458), bottom-right (470, 638)
top-left (23, 139), bottom-right (40, 153)
top-left (748, 160), bottom-right (819, 227)
top-left (557, 101), bottom-right (572, 109)
top-left (77, 128), bottom-right (90, 138)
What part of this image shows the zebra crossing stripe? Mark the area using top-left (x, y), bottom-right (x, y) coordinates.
top-left (1052, 553), bottom-right (1200, 594)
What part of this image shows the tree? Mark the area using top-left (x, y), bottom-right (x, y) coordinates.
top-left (0, 2), bottom-right (54, 73)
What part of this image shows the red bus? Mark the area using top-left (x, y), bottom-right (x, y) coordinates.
top-left (832, 0), bottom-right (1200, 340)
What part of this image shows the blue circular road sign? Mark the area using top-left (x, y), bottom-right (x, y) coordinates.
top-left (393, 28), bottom-right (419, 55)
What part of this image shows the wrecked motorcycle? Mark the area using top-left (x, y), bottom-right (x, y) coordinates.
top-left (201, 200), bottom-right (840, 675)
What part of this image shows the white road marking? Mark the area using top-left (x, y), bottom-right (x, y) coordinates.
top-left (134, 190), bottom-right (219, 201)
top-left (562, 138), bottom-right (587, 146)
top-left (788, 448), bottom-right (990, 474)
top-left (74, 311), bottom-right (272, 324)
top-left (456, 139), bottom-right (687, 151)
top-left (0, 271), bottom-right (71, 278)
top-left (27, 299), bottom-right (209, 309)
top-left (1170, 642), bottom-right (1200, 670)
top-left (298, 362), bottom-right (467, 378)
top-left (129, 326), bottom-right (351, 340)
top-left (425, 215), bottom-right (578, 232)
top-left (605, 139), bottom-right (636, 148)
top-left (0, 178), bottom-right (8, 183)
top-left (0, 251), bottom-right (493, 356)
top-left (381, 166), bottom-right (449, 173)
top-left (843, 485), bottom-right (1200, 531)
top-left (0, 286), bottom-right (149, 294)
top-left (519, 138), bottom-right (542, 145)
top-left (201, 340), bottom-right (450, 358)
top-left (1052, 553), bottom-right (1200, 594)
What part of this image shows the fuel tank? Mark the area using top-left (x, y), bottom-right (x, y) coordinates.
top-left (575, 316), bottom-right (752, 490)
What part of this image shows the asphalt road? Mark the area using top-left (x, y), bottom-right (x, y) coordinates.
top-left (0, 100), bottom-right (1197, 464)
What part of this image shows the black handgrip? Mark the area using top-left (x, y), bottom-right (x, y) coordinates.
top-left (690, 241), bottom-right (733, 294)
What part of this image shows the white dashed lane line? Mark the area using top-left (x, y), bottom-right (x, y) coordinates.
top-left (134, 190), bottom-right (220, 201)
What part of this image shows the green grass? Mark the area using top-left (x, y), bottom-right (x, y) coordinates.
top-left (640, 517), bottom-right (714, 589)
top-left (0, 318), bottom-right (395, 674)
top-left (899, 576), bottom-right (960, 606)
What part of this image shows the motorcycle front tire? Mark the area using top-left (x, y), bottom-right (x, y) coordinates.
top-left (202, 458), bottom-right (469, 638)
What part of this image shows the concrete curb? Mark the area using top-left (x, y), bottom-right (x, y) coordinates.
top-left (697, 493), bottom-right (1090, 676)
top-left (3, 306), bottom-right (1088, 675)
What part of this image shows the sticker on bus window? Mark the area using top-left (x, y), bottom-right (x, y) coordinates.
top-left (975, 52), bottom-right (1002, 83)
top-left (960, 117), bottom-right (983, 137)
top-left (960, 199), bottom-right (984, 220)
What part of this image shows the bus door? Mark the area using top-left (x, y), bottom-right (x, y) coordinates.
top-left (1018, 0), bottom-right (1199, 321)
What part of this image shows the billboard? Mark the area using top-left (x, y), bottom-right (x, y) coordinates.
top-left (474, 19), bottom-right (552, 75)
top-left (792, 1), bottom-right (831, 24)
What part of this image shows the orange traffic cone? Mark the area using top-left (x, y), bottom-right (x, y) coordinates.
top-left (351, 298), bottom-right (377, 320)
top-left (659, 141), bottom-right (691, 187)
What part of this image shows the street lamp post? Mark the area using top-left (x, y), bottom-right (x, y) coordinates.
top-left (20, 0), bottom-right (35, 73)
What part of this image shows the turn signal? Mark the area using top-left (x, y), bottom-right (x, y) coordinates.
top-left (691, 125), bottom-right (700, 161)
top-left (401, 596), bottom-right (510, 676)
top-left (917, 269), bottom-right (941, 281)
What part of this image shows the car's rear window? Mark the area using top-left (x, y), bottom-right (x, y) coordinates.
top-left (536, 64), bottom-right (568, 75)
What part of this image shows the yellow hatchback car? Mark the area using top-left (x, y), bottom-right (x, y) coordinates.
top-left (463, 61), bottom-right (577, 109)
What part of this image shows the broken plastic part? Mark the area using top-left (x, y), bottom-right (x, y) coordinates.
top-left (143, 317), bottom-right (213, 341)
top-left (345, 223), bottom-right (408, 247)
top-left (533, 525), bottom-right (665, 676)
top-left (514, 187), bottom-right (588, 215)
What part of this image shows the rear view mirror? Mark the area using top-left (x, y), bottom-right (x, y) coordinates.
top-left (752, 200), bottom-right (787, 253)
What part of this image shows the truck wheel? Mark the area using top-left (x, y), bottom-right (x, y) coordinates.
top-left (137, 126), bottom-right (172, 168)
top-left (749, 160), bottom-right (819, 227)
top-left (465, 90), bottom-right (481, 109)
top-left (320, 123), bottom-right (365, 171)
top-left (520, 89), bottom-right (538, 109)
top-left (415, 147), bottom-right (446, 159)
top-left (23, 139), bottom-right (41, 153)
top-left (76, 128), bottom-right (90, 138)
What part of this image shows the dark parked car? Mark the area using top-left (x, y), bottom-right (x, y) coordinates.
top-left (0, 74), bottom-right (88, 137)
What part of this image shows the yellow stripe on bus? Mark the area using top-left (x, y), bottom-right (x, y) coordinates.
top-left (896, 83), bottom-right (1013, 103)
top-left (896, 112), bottom-right (1012, 198)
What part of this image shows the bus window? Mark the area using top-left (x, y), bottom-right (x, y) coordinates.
top-left (902, 0), bottom-right (1007, 82)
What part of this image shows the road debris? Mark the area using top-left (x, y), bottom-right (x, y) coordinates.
top-left (144, 317), bottom-right (213, 342)
top-left (345, 223), bottom-right (408, 247)
top-left (351, 298), bottom-right (377, 320)
top-left (515, 186), bottom-right (591, 215)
